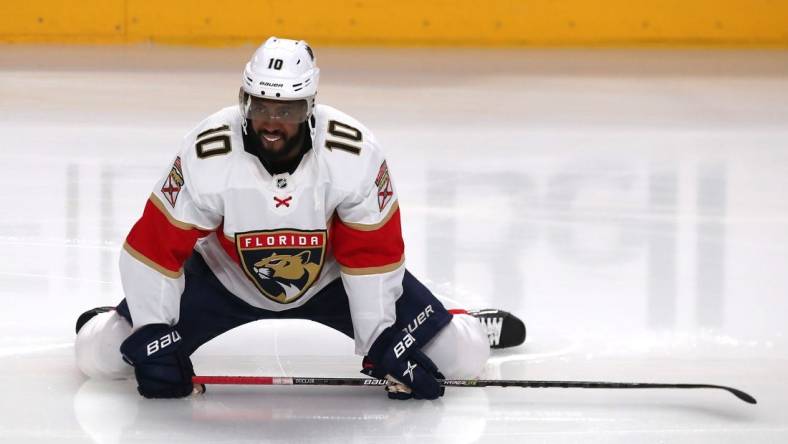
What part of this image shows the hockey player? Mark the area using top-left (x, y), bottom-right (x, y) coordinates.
top-left (74, 37), bottom-right (525, 400)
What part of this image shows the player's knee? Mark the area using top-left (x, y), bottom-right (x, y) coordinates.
top-left (75, 311), bottom-right (133, 379)
top-left (422, 314), bottom-right (490, 379)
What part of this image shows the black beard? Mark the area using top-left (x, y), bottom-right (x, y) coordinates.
top-left (245, 120), bottom-right (308, 175)
top-left (261, 127), bottom-right (304, 161)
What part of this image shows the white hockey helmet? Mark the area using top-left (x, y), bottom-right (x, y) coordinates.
top-left (239, 37), bottom-right (320, 123)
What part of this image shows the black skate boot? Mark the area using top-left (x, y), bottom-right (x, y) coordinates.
top-left (468, 309), bottom-right (526, 349)
top-left (75, 306), bottom-right (115, 334)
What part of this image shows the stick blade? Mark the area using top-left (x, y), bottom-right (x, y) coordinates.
top-left (728, 387), bottom-right (757, 404)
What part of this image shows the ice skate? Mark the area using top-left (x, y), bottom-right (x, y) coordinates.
top-left (467, 309), bottom-right (526, 349)
top-left (75, 306), bottom-right (116, 334)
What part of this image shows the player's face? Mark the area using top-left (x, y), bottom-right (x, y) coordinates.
top-left (248, 98), bottom-right (308, 155)
top-left (251, 115), bottom-right (301, 154)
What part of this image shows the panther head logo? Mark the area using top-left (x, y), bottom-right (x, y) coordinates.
top-left (253, 251), bottom-right (320, 303)
top-left (237, 230), bottom-right (327, 304)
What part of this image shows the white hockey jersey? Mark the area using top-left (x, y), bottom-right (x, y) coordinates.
top-left (120, 104), bottom-right (404, 354)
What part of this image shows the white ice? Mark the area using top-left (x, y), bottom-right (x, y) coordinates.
top-left (0, 46), bottom-right (787, 443)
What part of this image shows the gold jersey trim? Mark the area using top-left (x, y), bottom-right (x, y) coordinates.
top-left (338, 200), bottom-right (399, 232)
top-left (150, 193), bottom-right (217, 232)
top-left (339, 255), bottom-right (405, 276)
top-left (123, 242), bottom-right (183, 279)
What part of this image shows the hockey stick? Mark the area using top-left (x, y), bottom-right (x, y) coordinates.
top-left (192, 376), bottom-right (756, 404)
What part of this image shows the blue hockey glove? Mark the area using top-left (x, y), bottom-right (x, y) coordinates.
top-left (120, 324), bottom-right (199, 399)
top-left (362, 328), bottom-right (446, 400)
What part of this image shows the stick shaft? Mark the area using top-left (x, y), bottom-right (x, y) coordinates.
top-left (193, 376), bottom-right (387, 386)
top-left (192, 376), bottom-right (756, 404)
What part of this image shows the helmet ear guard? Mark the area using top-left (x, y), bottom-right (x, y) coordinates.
top-left (240, 37), bottom-right (319, 122)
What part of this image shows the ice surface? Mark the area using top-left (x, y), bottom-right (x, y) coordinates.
top-left (1, 45), bottom-right (787, 443)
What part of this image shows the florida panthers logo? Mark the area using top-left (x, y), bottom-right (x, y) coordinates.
top-left (236, 230), bottom-right (326, 304)
top-left (253, 251), bottom-right (320, 300)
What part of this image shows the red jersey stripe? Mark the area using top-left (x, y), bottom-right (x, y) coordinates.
top-left (125, 197), bottom-right (212, 274)
top-left (331, 207), bottom-right (404, 269)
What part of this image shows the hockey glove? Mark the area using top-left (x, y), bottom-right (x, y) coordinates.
top-left (362, 328), bottom-right (445, 400)
top-left (120, 324), bottom-right (199, 399)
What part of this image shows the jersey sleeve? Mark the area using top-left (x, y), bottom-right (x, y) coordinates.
top-left (330, 136), bottom-right (405, 355)
top-left (120, 146), bottom-right (222, 329)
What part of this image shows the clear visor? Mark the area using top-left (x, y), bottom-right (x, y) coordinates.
top-left (239, 90), bottom-right (309, 124)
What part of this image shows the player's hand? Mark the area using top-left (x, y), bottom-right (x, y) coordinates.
top-left (362, 329), bottom-right (445, 400)
top-left (120, 324), bottom-right (201, 399)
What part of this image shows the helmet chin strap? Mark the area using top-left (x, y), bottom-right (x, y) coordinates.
top-left (240, 94), bottom-right (252, 135)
